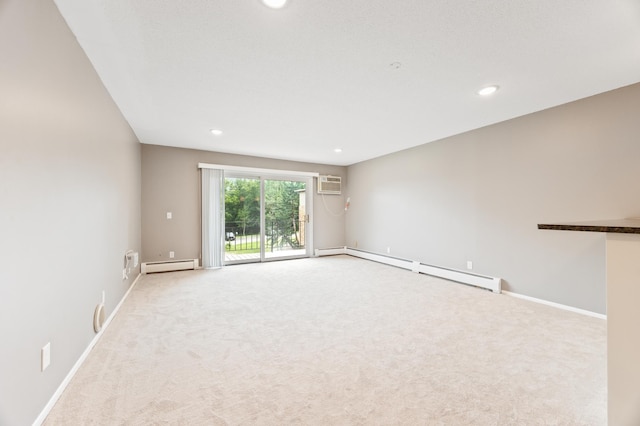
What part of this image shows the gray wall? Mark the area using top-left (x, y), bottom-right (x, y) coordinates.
top-left (0, 1), bottom-right (141, 424)
top-left (346, 83), bottom-right (640, 315)
top-left (141, 144), bottom-right (346, 264)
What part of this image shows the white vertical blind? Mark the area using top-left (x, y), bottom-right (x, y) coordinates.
top-left (201, 168), bottom-right (224, 268)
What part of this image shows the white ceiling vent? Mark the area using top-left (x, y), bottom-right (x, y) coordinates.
top-left (318, 175), bottom-right (342, 195)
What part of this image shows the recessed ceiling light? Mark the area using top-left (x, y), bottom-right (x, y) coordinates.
top-left (262, 0), bottom-right (287, 9)
top-left (334, 148), bottom-right (343, 153)
top-left (478, 85), bottom-right (499, 96)
top-left (210, 129), bottom-right (223, 136)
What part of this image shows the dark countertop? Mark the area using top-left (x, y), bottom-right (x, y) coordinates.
top-left (538, 218), bottom-right (640, 234)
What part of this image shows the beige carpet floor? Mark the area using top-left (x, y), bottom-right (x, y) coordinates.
top-left (44, 255), bottom-right (606, 425)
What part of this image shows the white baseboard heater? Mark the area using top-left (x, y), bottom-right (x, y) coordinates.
top-left (141, 259), bottom-right (199, 274)
top-left (315, 247), bottom-right (501, 294)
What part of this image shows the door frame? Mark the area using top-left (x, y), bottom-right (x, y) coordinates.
top-left (222, 170), bottom-right (314, 265)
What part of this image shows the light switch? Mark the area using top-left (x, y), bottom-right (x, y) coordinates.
top-left (166, 212), bottom-right (172, 219)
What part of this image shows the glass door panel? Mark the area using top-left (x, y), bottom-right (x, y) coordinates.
top-left (264, 179), bottom-right (307, 260)
top-left (224, 176), bottom-right (261, 264)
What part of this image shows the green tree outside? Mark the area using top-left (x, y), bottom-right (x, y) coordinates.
top-left (225, 178), bottom-right (306, 251)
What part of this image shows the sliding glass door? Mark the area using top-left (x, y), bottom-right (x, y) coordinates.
top-left (224, 174), bottom-right (311, 264)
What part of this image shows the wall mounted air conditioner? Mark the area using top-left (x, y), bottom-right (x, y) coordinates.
top-left (318, 175), bottom-right (342, 194)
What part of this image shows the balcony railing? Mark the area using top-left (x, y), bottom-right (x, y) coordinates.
top-left (225, 220), bottom-right (306, 254)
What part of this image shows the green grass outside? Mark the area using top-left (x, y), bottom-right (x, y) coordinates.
top-left (226, 246), bottom-right (260, 254)
top-left (226, 236), bottom-right (260, 254)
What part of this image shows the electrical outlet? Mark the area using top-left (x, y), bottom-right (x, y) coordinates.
top-left (166, 212), bottom-right (172, 219)
top-left (467, 261), bottom-right (473, 270)
top-left (41, 342), bottom-right (51, 372)
top-left (354, 240), bottom-right (358, 248)
top-left (169, 251), bottom-right (175, 259)
top-left (386, 247), bottom-right (391, 254)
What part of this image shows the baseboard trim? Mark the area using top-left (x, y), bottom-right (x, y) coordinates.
top-left (502, 290), bottom-right (606, 320)
top-left (33, 273), bottom-right (143, 426)
top-left (314, 246), bottom-right (347, 257)
top-left (314, 246), bottom-right (605, 319)
top-left (343, 247), bottom-right (502, 293)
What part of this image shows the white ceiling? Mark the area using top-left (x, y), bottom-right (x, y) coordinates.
top-left (54, 0), bottom-right (640, 166)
